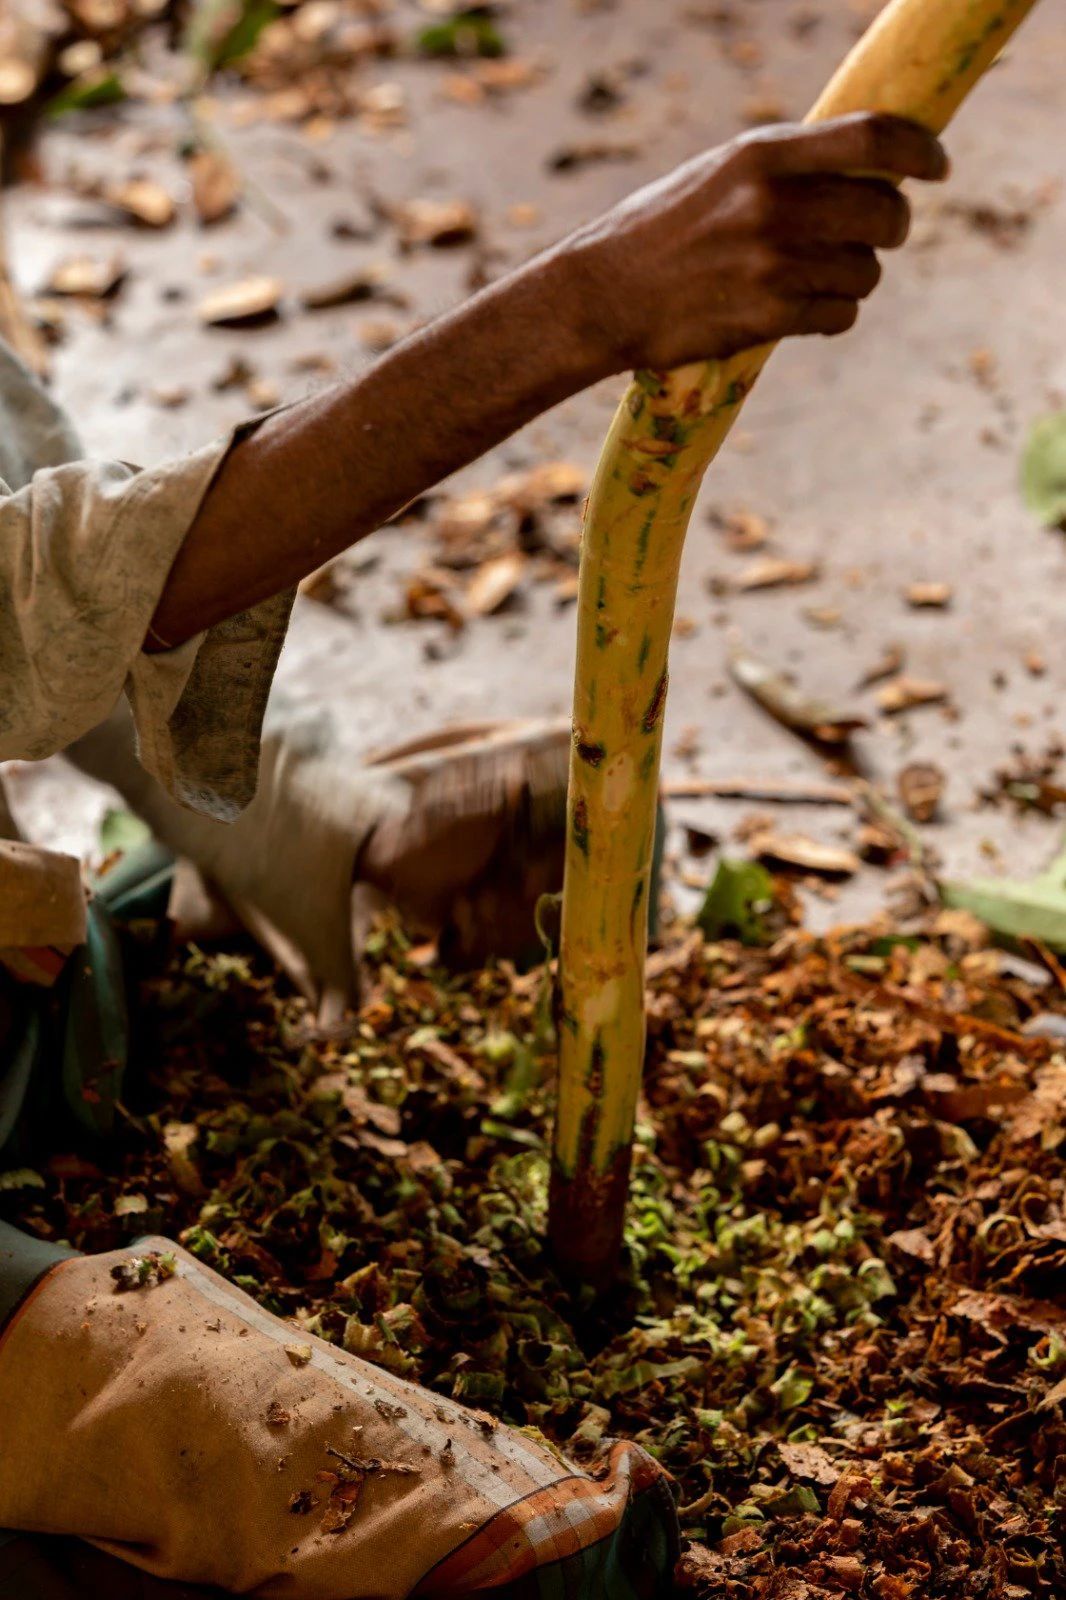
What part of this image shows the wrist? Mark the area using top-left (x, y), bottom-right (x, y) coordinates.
top-left (513, 239), bottom-right (623, 391)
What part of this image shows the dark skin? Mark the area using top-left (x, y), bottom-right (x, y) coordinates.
top-left (147, 112), bottom-right (948, 652)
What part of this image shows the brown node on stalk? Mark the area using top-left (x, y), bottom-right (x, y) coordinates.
top-left (548, 1140), bottom-right (633, 1291)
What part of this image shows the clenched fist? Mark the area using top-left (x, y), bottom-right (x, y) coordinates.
top-left (562, 112), bottom-right (948, 374)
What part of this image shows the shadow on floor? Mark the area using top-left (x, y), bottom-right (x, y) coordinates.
top-left (0, 1535), bottom-right (222, 1598)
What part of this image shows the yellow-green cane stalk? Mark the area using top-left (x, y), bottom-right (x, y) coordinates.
top-left (549, 0), bottom-right (1040, 1286)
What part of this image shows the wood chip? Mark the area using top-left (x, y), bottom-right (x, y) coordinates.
top-left (548, 141), bottom-right (639, 173)
top-left (498, 461), bottom-right (585, 510)
top-left (803, 605), bottom-right (842, 629)
top-left (898, 762), bottom-right (945, 823)
top-left (149, 384), bottom-right (190, 409)
top-left (748, 830), bottom-right (860, 877)
top-left (905, 581), bottom-right (952, 609)
top-left (199, 276), bottom-right (282, 326)
top-left (45, 253), bottom-right (126, 298)
top-left (190, 148), bottom-right (241, 226)
top-left (710, 508), bottom-right (769, 551)
top-left (404, 570), bottom-right (464, 628)
top-left (464, 552), bottom-right (525, 616)
top-left (876, 675), bottom-right (949, 715)
top-left (299, 266), bottom-right (397, 311)
top-left (285, 1343), bottom-right (313, 1367)
top-left (105, 178), bottom-right (176, 229)
top-left (0, 60), bottom-right (38, 106)
top-left (730, 556), bottom-right (818, 592)
top-left (663, 775), bottom-right (854, 806)
top-left (394, 198), bottom-right (478, 249)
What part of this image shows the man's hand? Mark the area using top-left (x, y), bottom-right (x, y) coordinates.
top-left (565, 112), bottom-right (948, 373)
top-left (149, 113), bottom-right (946, 650)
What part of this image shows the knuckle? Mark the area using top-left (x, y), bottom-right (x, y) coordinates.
top-left (740, 180), bottom-right (777, 231)
top-left (748, 240), bottom-right (781, 283)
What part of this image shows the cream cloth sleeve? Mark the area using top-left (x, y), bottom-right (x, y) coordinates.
top-left (0, 417), bottom-right (294, 820)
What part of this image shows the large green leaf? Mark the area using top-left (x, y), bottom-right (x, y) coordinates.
top-left (1021, 412), bottom-right (1066, 528)
top-left (942, 841), bottom-right (1066, 950)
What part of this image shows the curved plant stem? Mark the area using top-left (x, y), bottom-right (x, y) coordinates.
top-left (548, 0), bottom-right (1041, 1288)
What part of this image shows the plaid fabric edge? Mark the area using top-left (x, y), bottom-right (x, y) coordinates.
top-left (412, 1440), bottom-right (679, 1600)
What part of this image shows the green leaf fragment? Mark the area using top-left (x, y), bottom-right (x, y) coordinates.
top-left (697, 859), bottom-right (775, 945)
top-left (942, 841), bottom-right (1066, 950)
top-left (1022, 411), bottom-right (1066, 527)
top-left (416, 14), bottom-right (506, 58)
top-left (99, 808), bottom-right (152, 857)
top-left (183, 0), bottom-right (280, 72)
top-left (47, 72), bottom-right (126, 118)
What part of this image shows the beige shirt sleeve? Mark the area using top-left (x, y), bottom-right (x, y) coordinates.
top-left (0, 427), bottom-right (295, 821)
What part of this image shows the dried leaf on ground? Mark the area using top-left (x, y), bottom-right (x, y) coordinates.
top-left (44, 253), bottom-right (126, 298)
top-left (904, 580), bottom-right (952, 608)
top-left (708, 508), bottom-right (769, 551)
top-left (299, 265), bottom-right (405, 312)
top-left (548, 141), bottom-right (639, 172)
top-left (897, 762), bottom-right (944, 823)
top-left (189, 147), bottom-right (241, 225)
top-left (748, 830), bottom-right (860, 877)
top-left (729, 556), bottom-right (819, 592)
top-left (730, 646), bottom-right (867, 744)
top-left (664, 776), bottom-right (853, 806)
top-left (199, 275), bottom-right (283, 326)
top-left (464, 552), bottom-right (526, 616)
top-left (875, 675), bottom-right (948, 715)
top-left (105, 177), bottom-right (176, 228)
top-left (393, 198), bottom-right (478, 249)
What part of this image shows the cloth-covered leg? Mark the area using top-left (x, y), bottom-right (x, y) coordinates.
top-left (0, 1238), bottom-right (678, 1599)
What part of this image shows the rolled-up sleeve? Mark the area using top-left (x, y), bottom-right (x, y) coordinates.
top-left (0, 428), bottom-right (294, 821)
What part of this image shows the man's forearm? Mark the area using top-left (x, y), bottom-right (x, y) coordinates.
top-left (147, 247), bottom-right (608, 649)
top-left (147, 114), bottom-right (948, 650)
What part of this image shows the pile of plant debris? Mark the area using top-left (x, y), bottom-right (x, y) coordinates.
top-left (4, 888), bottom-right (1066, 1599)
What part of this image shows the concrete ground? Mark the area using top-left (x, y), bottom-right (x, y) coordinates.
top-left (4, 0), bottom-right (1066, 925)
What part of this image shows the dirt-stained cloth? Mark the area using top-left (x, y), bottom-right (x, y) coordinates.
top-left (0, 1239), bottom-right (678, 1599)
top-left (0, 338), bottom-right (293, 822)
